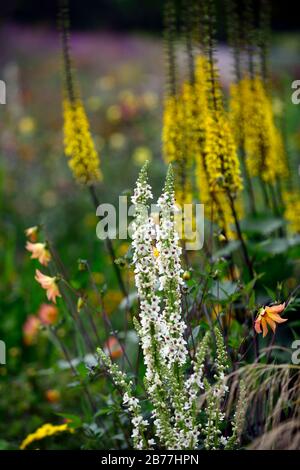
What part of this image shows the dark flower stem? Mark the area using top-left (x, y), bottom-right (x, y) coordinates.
top-left (88, 184), bottom-right (128, 298)
top-left (228, 193), bottom-right (254, 279)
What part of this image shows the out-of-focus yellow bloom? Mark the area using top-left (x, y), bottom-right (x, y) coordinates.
top-left (104, 290), bottom-right (123, 315)
top-left (26, 242), bottom-right (51, 266)
top-left (84, 213), bottom-right (98, 228)
top-left (106, 104), bottom-right (122, 122)
top-left (18, 116), bottom-right (35, 135)
top-left (283, 191), bottom-right (300, 233)
top-left (117, 242), bottom-right (130, 257)
top-left (20, 423), bottom-right (73, 450)
top-left (86, 95), bottom-right (102, 112)
top-left (142, 91), bottom-right (158, 110)
top-left (229, 76), bottom-right (288, 183)
top-left (92, 271), bottom-right (105, 284)
top-left (132, 146), bottom-right (153, 166)
top-left (119, 89), bottom-right (138, 113)
top-left (63, 98), bottom-right (102, 185)
top-left (97, 75), bottom-right (116, 91)
top-left (109, 132), bottom-right (126, 150)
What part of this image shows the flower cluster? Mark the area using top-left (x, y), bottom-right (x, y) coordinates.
top-left (162, 90), bottom-right (193, 210)
top-left (225, 380), bottom-right (247, 450)
top-left (203, 327), bottom-right (229, 450)
top-left (156, 166), bottom-right (187, 367)
top-left (283, 190), bottom-right (300, 233)
top-left (229, 76), bottom-right (288, 184)
top-left (101, 165), bottom-right (247, 450)
top-left (162, 53), bottom-right (243, 240)
top-left (97, 347), bottom-right (148, 450)
top-left (63, 98), bottom-right (102, 185)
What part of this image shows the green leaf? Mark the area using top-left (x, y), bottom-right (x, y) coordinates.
top-left (254, 236), bottom-right (300, 256)
top-left (241, 216), bottom-right (285, 236)
top-left (210, 280), bottom-right (239, 301)
top-left (212, 240), bottom-right (241, 262)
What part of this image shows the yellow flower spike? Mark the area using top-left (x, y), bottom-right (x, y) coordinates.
top-left (20, 423), bottom-right (74, 450)
top-left (283, 190), bottom-right (300, 233)
top-left (229, 76), bottom-right (288, 184)
top-left (63, 98), bottom-right (102, 185)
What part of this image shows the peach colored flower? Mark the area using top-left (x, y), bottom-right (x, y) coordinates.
top-left (23, 315), bottom-right (41, 345)
top-left (25, 226), bottom-right (39, 242)
top-left (38, 303), bottom-right (58, 325)
top-left (26, 242), bottom-right (51, 266)
top-left (254, 302), bottom-right (287, 337)
top-left (104, 336), bottom-right (123, 359)
top-left (35, 270), bottom-right (61, 304)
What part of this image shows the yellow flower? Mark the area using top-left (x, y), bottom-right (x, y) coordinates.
top-left (132, 146), bottom-right (153, 166)
top-left (109, 132), bottom-right (126, 150)
top-left (18, 116), bottom-right (35, 135)
top-left (35, 270), bottom-right (61, 304)
top-left (20, 423), bottom-right (73, 450)
top-left (26, 242), bottom-right (51, 266)
top-left (106, 104), bottom-right (122, 122)
top-left (97, 75), bottom-right (116, 91)
top-left (153, 246), bottom-right (160, 258)
top-left (283, 191), bottom-right (300, 233)
top-left (63, 98), bottom-right (102, 185)
top-left (103, 290), bottom-right (123, 315)
top-left (142, 91), bottom-right (158, 110)
top-left (229, 76), bottom-right (288, 183)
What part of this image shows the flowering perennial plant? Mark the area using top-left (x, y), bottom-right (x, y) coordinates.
top-left (97, 348), bottom-right (148, 450)
top-left (63, 98), bottom-right (102, 185)
top-left (98, 164), bottom-right (246, 450)
top-left (229, 76), bottom-right (288, 184)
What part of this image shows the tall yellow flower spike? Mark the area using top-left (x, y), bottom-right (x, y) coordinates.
top-left (63, 98), bottom-right (102, 185)
top-left (162, 82), bottom-right (195, 241)
top-left (229, 76), bottom-right (288, 184)
top-left (197, 57), bottom-right (243, 238)
top-left (283, 191), bottom-right (300, 233)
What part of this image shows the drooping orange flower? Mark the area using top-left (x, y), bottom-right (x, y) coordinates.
top-left (26, 242), bottom-right (51, 266)
top-left (23, 315), bottom-right (41, 345)
top-left (25, 226), bottom-right (39, 242)
top-left (104, 336), bottom-right (123, 359)
top-left (254, 303), bottom-right (287, 338)
top-left (35, 270), bottom-right (61, 304)
top-left (38, 303), bottom-right (58, 325)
